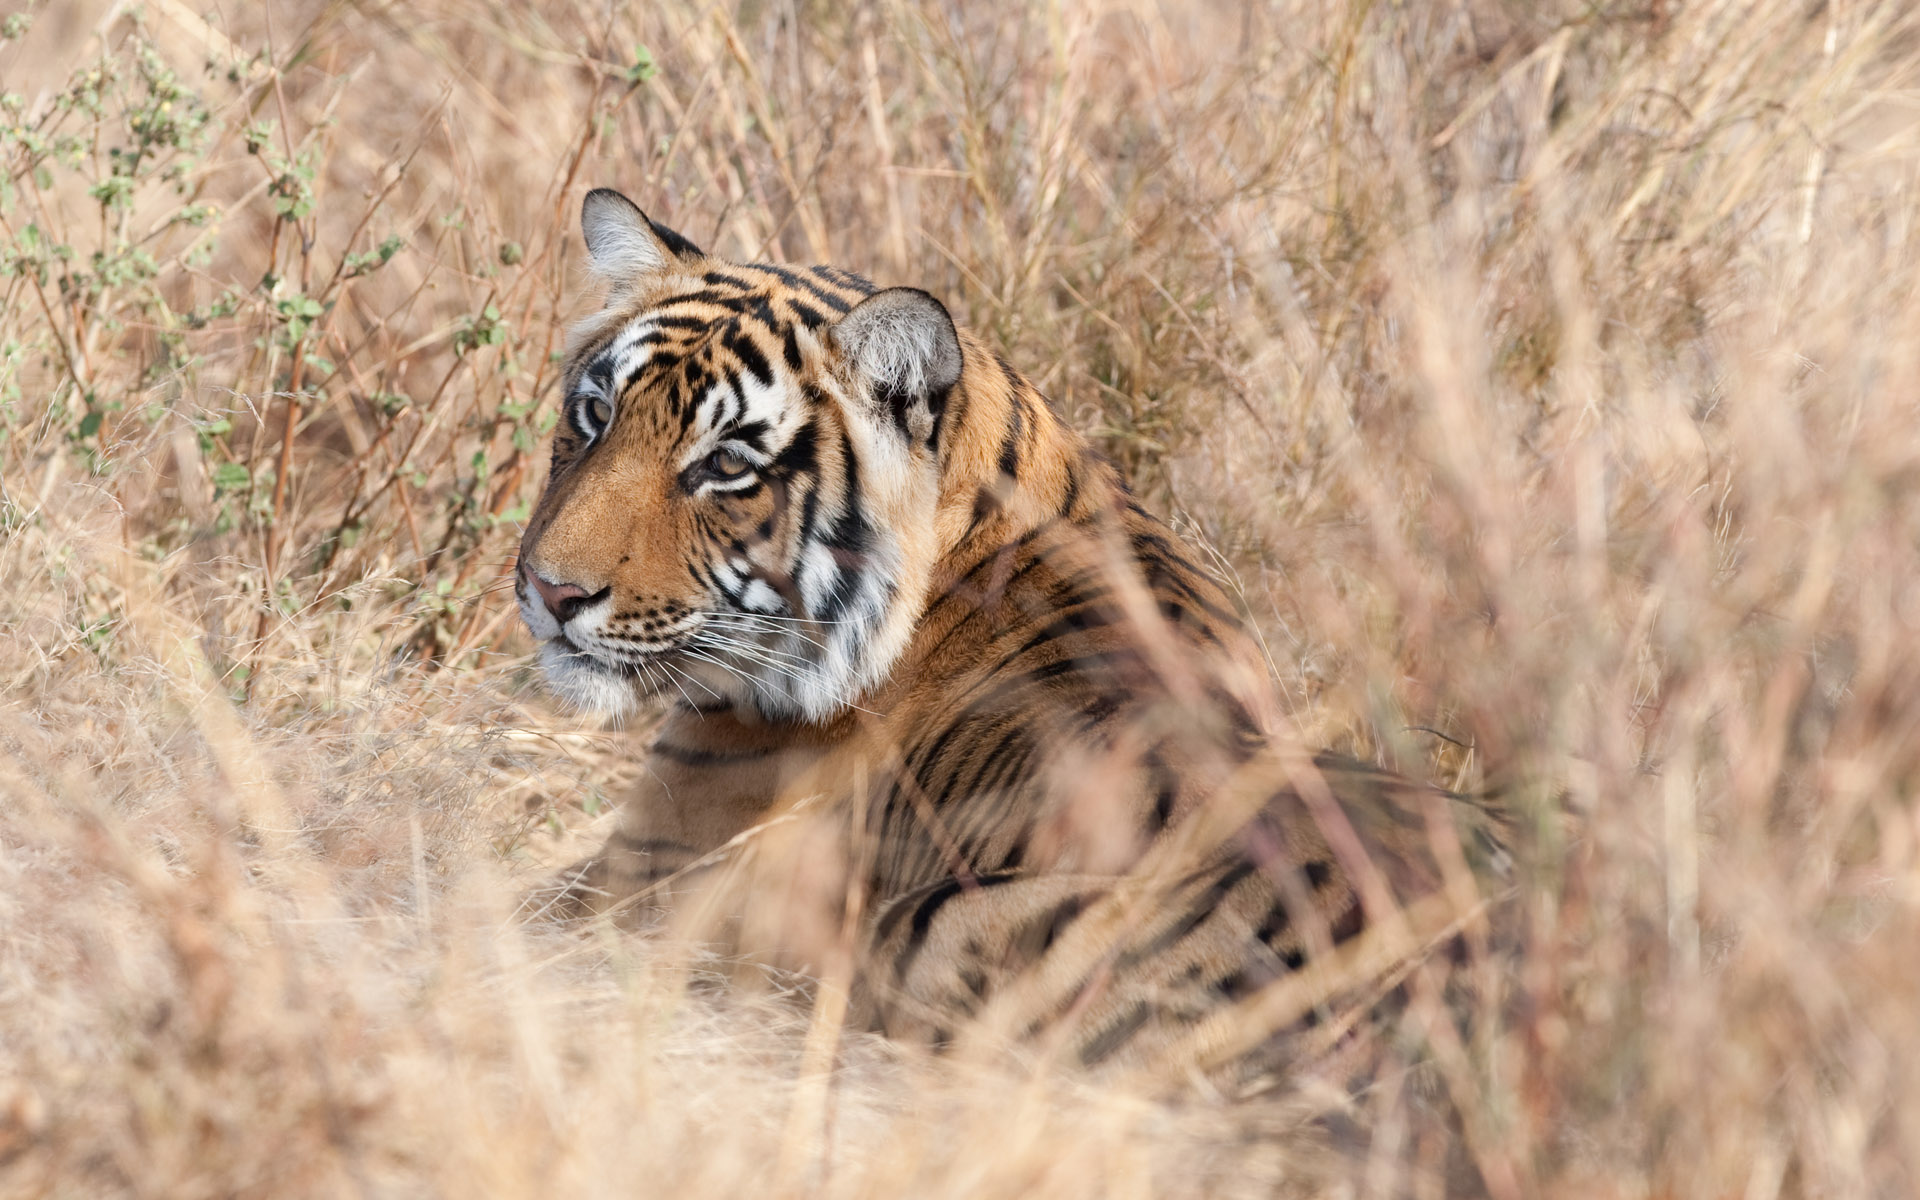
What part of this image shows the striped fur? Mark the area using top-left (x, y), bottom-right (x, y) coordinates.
top-left (517, 190), bottom-right (1509, 1078)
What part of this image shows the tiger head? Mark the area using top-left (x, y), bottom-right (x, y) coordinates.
top-left (515, 189), bottom-right (968, 722)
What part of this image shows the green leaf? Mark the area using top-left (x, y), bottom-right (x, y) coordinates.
top-left (625, 44), bottom-right (657, 85)
top-left (211, 461), bottom-right (251, 493)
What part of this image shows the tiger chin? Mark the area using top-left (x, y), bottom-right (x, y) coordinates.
top-left (513, 187), bottom-right (1511, 1084)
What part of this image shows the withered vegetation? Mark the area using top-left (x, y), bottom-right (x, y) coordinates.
top-left (2, 1), bottom-right (1918, 1196)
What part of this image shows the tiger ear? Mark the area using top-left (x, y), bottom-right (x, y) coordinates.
top-left (831, 287), bottom-right (962, 446)
top-left (580, 188), bottom-right (704, 284)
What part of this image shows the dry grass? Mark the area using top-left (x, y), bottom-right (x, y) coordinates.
top-left (3, 0), bottom-right (1919, 1195)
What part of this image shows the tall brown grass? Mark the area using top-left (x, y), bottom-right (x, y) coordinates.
top-left (2, 0), bottom-right (1918, 1194)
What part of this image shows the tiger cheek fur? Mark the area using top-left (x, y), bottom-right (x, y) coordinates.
top-left (517, 187), bottom-right (1512, 1084)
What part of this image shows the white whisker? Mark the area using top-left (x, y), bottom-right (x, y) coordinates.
top-left (680, 645), bottom-right (790, 691)
top-left (696, 631), bottom-right (815, 671)
top-left (657, 658), bottom-right (718, 707)
top-left (703, 616), bottom-right (831, 652)
top-left (711, 611), bottom-right (855, 627)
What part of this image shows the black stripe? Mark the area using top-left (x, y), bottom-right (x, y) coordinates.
top-left (944, 726), bottom-right (1035, 817)
top-left (821, 426), bottom-right (871, 552)
top-left (926, 383), bottom-right (950, 453)
top-left (1329, 899), bottom-right (1365, 945)
top-left (785, 298), bottom-right (830, 328)
top-left (964, 746), bottom-right (1039, 847)
top-left (1252, 899), bottom-right (1294, 946)
top-left (957, 602), bottom-right (1125, 700)
top-left (752, 263), bottom-right (855, 313)
top-left (583, 356), bottom-right (616, 393)
top-left (811, 263), bottom-right (876, 293)
top-left (997, 834), bottom-right (1028, 872)
top-left (1077, 1002), bottom-right (1155, 1067)
top-left (647, 313), bottom-right (716, 332)
top-left (893, 711), bottom-right (984, 808)
top-left (1146, 749), bottom-right (1178, 832)
top-left (914, 551), bottom-right (1097, 673)
top-left (950, 780), bottom-right (1029, 870)
top-left (1115, 860), bottom-right (1259, 970)
top-left (796, 479), bottom-right (821, 550)
top-left (877, 380), bottom-right (914, 441)
top-left (996, 394), bottom-right (1024, 480)
top-left (649, 739), bottom-right (773, 767)
top-left (1139, 557), bottom-right (1247, 635)
top-left (649, 218), bottom-right (704, 260)
top-left (723, 321), bottom-right (774, 387)
top-left (817, 562), bottom-right (862, 622)
top-left (941, 721), bottom-right (1027, 812)
top-left (662, 288), bottom-right (751, 312)
top-left (729, 420), bottom-right (772, 450)
top-left (772, 419), bottom-right (819, 475)
top-left (1025, 647), bottom-right (1142, 686)
top-left (1210, 964), bottom-right (1276, 1001)
top-left (960, 485), bottom-right (1001, 546)
top-left (928, 525), bottom-right (1050, 605)
top-left (885, 872), bottom-right (1026, 981)
top-left (1010, 892), bottom-right (1092, 961)
top-left (994, 353), bottom-right (1024, 394)
top-left (701, 269), bottom-right (761, 292)
top-left (1076, 691), bottom-right (1125, 732)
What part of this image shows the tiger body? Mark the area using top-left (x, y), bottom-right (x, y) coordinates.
top-left (516, 190), bottom-right (1502, 1075)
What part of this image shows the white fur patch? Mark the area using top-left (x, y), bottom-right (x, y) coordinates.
top-left (842, 309), bottom-right (939, 392)
top-left (536, 640), bottom-right (639, 717)
top-left (832, 288), bottom-right (962, 401)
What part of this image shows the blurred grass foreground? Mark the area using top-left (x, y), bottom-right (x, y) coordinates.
top-left (3, 1), bottom-right (1920, 1196)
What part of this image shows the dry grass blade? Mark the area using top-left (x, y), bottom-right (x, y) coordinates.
top-left (3, 0), bottom-right (1920, 1196)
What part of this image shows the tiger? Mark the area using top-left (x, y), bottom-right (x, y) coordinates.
top-left (514, 187), bottom-right (1511, 1081)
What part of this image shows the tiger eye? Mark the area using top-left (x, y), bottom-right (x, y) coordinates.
top-left (708, 448), bottom-right (751, 479)
top-left (591, 396), bottom-right (614, 429)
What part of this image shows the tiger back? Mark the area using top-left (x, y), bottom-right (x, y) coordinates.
top-left (515, 188), bottom-right (1510, 1081)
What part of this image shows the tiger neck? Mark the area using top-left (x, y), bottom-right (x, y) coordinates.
top-left (927, 339), bottom-right (1111, 590)
top-left (753, 339), bottom-right (1116, 726)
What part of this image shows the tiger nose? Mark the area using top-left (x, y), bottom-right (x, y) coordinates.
top-left (522, 562), bottom-right (594, 623)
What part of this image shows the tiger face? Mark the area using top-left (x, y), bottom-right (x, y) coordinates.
top-left (516, 189), bottom-right (963, 721)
